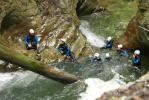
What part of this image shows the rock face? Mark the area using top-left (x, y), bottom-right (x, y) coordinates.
top-left (98, 72), bottom-right (149, 100)
top-left (0, 0), bottom-right (96, 63)
top-left (116, 0), bottom-right (149, 52)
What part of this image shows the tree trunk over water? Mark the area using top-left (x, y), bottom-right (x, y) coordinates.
top-left (0, 43), bottom-right (80, 84)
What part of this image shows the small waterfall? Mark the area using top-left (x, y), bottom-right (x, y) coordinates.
top-left (78, 20), bottom-right (126, 100)
top-left (79, 20), bottom-right (105, 48)
top-left (79, 72), bottom-right (126, 100)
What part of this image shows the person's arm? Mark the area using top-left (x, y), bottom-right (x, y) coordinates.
top-left (109, 42), bottom-right (112, 47)
top-left (24, 35), bottom-right (29, 45)
top-left (132, 58), bottom-right (136, 63)
top-left (122, 50), bottom-right (128, 56)
top-left (106, 41), bottom-right (112, 48)
top-left (132, 58), bottom-right (141, 63)
top-left (89, 57), bottom-right (94, 62)
top-left (106, 41), bottom-right (109, 48)
top-left (65, 45), bottom-right (71, 56)
top-left (57, 45), bottom-right (62, 52)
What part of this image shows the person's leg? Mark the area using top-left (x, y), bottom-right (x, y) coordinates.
top-left (32, 43), bottom-right (41, 56)
top-left (68, 52), bottom-right (76, 62)
top-left (31, 42), bottom-right (37, 50)
top-left (70, 52), bottom-right (74, 60)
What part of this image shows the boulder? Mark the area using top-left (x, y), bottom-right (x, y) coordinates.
top-left (0, 0), bottom-right (94, 63)
top-left (115, 0), bottom-right (149, 53)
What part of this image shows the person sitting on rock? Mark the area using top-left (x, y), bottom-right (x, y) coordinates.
top-left (24, 29), bottom-right (39, 50)
top-left (89, 53), bottom-right (101, 62)
top-left (105, 37), bottom-right (113, 49)
top-left (24, 29), bottom-right (40, 55)
top-left (57, 39), bottom-right (73, 61)
top-left (117, 44), bottom-right (128, 57)
top-left (132, 50), bottom-right (141, 67)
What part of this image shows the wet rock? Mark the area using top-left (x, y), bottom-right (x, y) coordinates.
top-left (0, 60), bottom-right (23, 72)
top-left (98, 72), bottom-right (149, 100)
top-left (0, 0), bottom-right (93, 63)
top-left (76, 0), bottom-right (108, 16)
top-left (115, 16), bottom-right (141, 49)
top-left (115, 0), bottom-right (149, 51)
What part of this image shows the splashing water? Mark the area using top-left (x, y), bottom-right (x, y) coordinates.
top-left (0, 20), bottom-right (143, 100)
top-left (79, 71), bottom-right (126, 100)
top-left (0, 71), bottom-right (40, 91)
top-left (79, 20), bottom-right (105, 47)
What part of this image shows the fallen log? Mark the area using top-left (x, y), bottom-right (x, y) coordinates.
top-left (0, 43), bottom-right (80, 84)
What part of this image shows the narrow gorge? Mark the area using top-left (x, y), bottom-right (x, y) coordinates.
top-left (0, 0), bottom-right (149, 100)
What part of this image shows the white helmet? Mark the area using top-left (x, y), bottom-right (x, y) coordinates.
top-left (118, 44), bottom-right (123, 49)
top-left (29, 29), bottom-right (35, 34)
top-left (134, 50), bottom-right (140, 55)
top-left (94, 53), bottom-right (100, 58)
top-left (107, 37), bottom-right (112, 41)
top-left (106, 53), bottom-right (110, 58)
top-left (60, 39), bottom-right (66, 42)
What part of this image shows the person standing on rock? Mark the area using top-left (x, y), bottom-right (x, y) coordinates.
top-left (117, 44), bottom-right (128, 57)
top-left (24, 29), bottom-right (40, 56)
top-left (57, 39), bottom-right (74, 61)
top-left (132, 50), bottom-right (141, 67)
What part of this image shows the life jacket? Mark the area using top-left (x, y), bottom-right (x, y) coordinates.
top-left (27, 34), bottom-right (36, 43)
top-left (59, 44), bottom-right (68, 54)
top-left (132, 57), bottom-right (141, 66)
top-left (106, 40), bottom-right (112, 48)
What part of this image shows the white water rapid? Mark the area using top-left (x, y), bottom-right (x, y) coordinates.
top-left (79, 20), bottom-right (105, 48)
top-left (79, 21), bottom-right (126, 100)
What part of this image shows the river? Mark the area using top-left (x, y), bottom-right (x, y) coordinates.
top-left (0, 19), bottom-right (146, 100)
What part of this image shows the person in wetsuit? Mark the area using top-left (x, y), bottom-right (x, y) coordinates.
top-left (105, 37), bottom-right (113, 49)
top-left (24, 29), bottom-right (40, 56)
top-left (132, 50), bottom-right (141, 67)
top-left (117, 44), bottom-right (128, 57)
top-left (89, 53), bottom-right (101, 62)
top-left (57, 39), bottom-right (73, 61)
top-left (24, 29), bottom-right (39, 50)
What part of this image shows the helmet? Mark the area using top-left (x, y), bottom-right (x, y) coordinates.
top-left (118, 44), bottom-right (123, 49)
top-left (106, 53), bottom-right (110, 58)
top-left (60, 39), bottom-right (66, 42)
top-left (29, 29), bottom-right (35, 34)
top-left (94, 53), bottom-right (100, 57)
top-left (107, 37), bottom-right (112, 41)
top-left (134, 50), bottom-right (140, 55)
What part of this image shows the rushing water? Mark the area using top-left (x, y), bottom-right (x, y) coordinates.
top-left (0, 20), bottom-right (145, 100)
top-left (79, 20), bottom-right (105, 48)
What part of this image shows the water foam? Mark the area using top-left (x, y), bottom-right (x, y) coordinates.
top-left (0, 71), bottom-right (40, 91)
top-left (79, 20), bottom-right (105, 47)
top-left (0, 73), bottom-right (14, 88)
top-left (79, 73), bottom-right (126, 100)
top-left (0, 60), bottom-right (4, 64)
